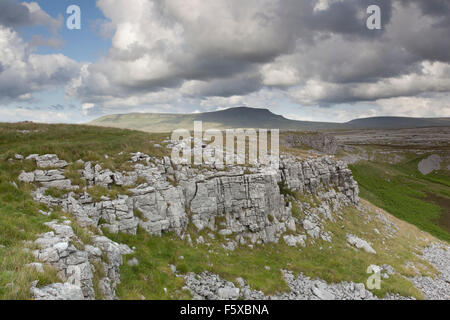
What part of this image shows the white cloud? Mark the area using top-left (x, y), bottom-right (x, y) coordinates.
top-left (21, 2), bottom-right (62, 31)
top-left (0, 107), bottom-right (71, 123)
top-left (0, 26), bottom-right (79, 103)
top-left (290, 61), bottom-right (450, 105)
top-left (2, 0), bottom-right (450, 123)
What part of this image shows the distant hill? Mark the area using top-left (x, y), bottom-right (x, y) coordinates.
top-left (346, 116), bottom-right (450, 129)
top-left (89, 107), bottom-right (450, 132)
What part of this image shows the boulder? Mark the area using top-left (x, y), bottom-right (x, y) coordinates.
top-left (346, 234), bottom-right (376, 254)
top-left (36, 154), bottom-right (68, 169)
top-left (31, 283), bottom-right (84, 300)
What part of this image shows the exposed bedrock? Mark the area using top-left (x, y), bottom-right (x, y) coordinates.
top-left (20, 154), bottom-right (360, 245)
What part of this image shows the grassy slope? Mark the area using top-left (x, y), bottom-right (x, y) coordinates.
top-left (0, 123), bottom-right (442, 300)
top-left (350, 154), bottom-right (450, 243)
top-left (0, 123), bottom-right (168, 299)
top-left (107, 200), bottom-right (436, 300)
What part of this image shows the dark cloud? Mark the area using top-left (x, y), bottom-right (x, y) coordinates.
top-left (402, 0), bottom-right (450, 17)
top-left (61, 0), bottom-right (450, 108)
top-left (0, 0), bottom-right (61, 30)
top-left (302, 0), bottom-right (393, 38)
top-left (0, 0), bottom-right (31, 27)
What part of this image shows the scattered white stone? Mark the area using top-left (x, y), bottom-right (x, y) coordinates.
top-left (31, 283), bottom-right (84, 300)
top-left (26, 154), bottom-right (39, 161)
top-left (283, 235), bottom-right (306, 247)
top-left (346, 234), bottom-right (376, 254)
top-left (197, 236), bottom-right (205, 244)
top-left (127, 258), bottom-right (139, 266)
top-left (36, 154), bottom-right (68, 169)
top-left (18, 171), bottom-right (35, 183)
top-left (39, 210), bottom-right (51, 216)
top-left (218, 287), bottom-right (240, 300)
top-left (169, 265), bottom-right (177, 273)
top-left (312, 284), bottom-right (336, 300)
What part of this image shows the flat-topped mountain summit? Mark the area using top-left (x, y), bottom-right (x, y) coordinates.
top-left (90, 107), bottom-right (450, 132)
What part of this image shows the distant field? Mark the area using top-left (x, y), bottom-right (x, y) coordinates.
top-left (89, 107), bottom-right (450, 133)
top-left (350, 156), bottom-right (450, 243)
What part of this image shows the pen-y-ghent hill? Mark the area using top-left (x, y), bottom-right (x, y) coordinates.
top-left (90, 106), bottom-right (450, 132)
top-left (0, 119), bottom-right (449, 300)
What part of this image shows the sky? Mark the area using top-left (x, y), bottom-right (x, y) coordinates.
top-left (1, 0), bottom-right (450, 124)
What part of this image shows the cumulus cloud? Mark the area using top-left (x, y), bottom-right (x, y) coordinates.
top-left (65, 0), bottom-right (450, 115)
top-left (0, 26), bottom-right (79, 103)
top-left (0, 1), bottom-right (78, 105)
top-left (1, 0), bottom-right (448, 120)
top-left (0, 0), bottom-right (62, 30)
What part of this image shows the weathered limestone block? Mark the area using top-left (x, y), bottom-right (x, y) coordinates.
top-left (32, 221), bottom-right (95, 299)
top-left (36, 154), bottom-right (68, 169)
top-left (31, 221), bottom-right (132, 300)
top-left (189, 173), bottom-right (291, 243)
top-left (31, 283), bottom-right (84, 300)
top-left (346, 234), bottom-right (376, 254)
top-left (63, 195), bottom-right (101, 228)
top-left (280, 157), bottom-right (359, 205)
top-left (99, 196), bottom-right (138, 235)
top-left (131, 185), bottom-right (188, 236)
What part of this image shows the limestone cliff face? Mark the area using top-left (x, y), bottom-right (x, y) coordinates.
top-left (21, 153), bottom-right (359, 244)
top-left (280, 156), bottom-right (359, 204)
top-left (181, 156), bottom-right (359, 244)
top-left (187, 173), bottom-right (293, 244)
top-left (18, 152), bottom-right (361, 300)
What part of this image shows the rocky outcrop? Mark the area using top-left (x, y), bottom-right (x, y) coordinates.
top-left (131, 184), bottom-right (187, 236)
top-left (30, 220), bottom-right (133, 300)
top-left (19, 169), bottom-right (77, 190)
top-left (182, 270), bottom-right (410, 300)
top-left (280, 156), bottom-right (359, 205)
top-left (410, 243), bottom-right (450, 300)
top-left (18, 152), bottom-right (365, 299)
top-left (35, 154), bottom-right (68, 169)
top-left (187, 173), bottom-right (293, 244)
top-left (20, 152), bottom-right (360, 246)
top-left (99, 197), bottom-right (139, 235)
top-left (14, 151), bottom-right (450, 301)
top-left (31, 283), bottom-right (84, 300)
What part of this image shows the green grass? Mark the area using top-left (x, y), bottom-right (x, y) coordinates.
top-left (0, 123), bottom-right (169, 167)
top-left (0, 122), bottom-right (169, 299)
top-left (105, 201), bottom-right (434, 300)
top-left (0, 160), bottom-right (60, 299)
top-left (350, 156), bottom-right (450, 243)
top-left (0, 122), bottom-right (444, 300)
top-left (44, 187), bottom-right (67, 199)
